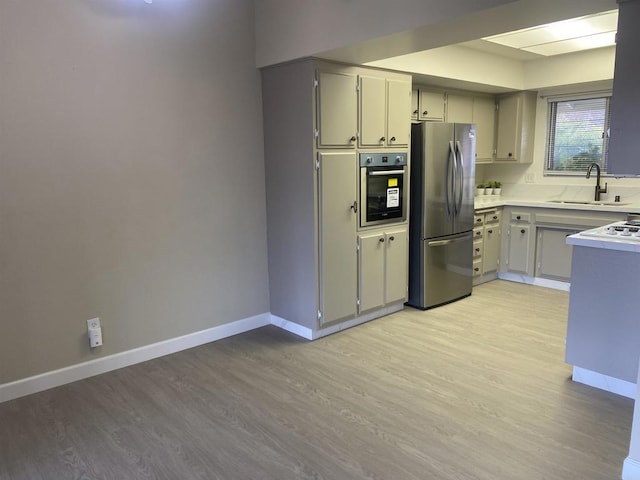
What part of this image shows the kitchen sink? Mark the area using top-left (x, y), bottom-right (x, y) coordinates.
top-left (547, 200), bottom-right (630, 206)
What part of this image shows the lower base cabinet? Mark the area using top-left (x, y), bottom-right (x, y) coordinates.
top-left (473, 207), bottom-right (502, 285)
top-left (358, 226), bottom-right (408, 313)
top-left (535, 227), bottom-right (579, 281)
top-left (500, 206), bottom-right (627, 283)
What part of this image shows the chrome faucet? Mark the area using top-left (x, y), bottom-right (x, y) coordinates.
top-left (586, 163), bottom-right (607, 202)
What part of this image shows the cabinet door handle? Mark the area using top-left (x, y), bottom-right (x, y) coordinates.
top-left (474, 267), bottom-right (480, 272)
top-left (516, 215), bottom-right (521, 220)
top-left (350, 201), bottom-right (358, 213)
top-left (423, 110), bottom-right (428, 115)
top-left (390, 136), bottom-right (396, 142)
top-left (388, 236), bottom-right (395, 241)
top-left (350, 136), bottom-right (356, 142)
top-left (475, 248), bottom-right (480, 253)
top-left (379, 237), bottom-right (385, 243)
top-left (380, 136), bottom-right (386, 142)
top-left (520, 229), bottom-right (526, 234)
top-left (413, 110), bottom-right (419, 115)
top-left (488, 229), bottom-right (493, 234)
top-left (492, 216), bottom-right (498, 220)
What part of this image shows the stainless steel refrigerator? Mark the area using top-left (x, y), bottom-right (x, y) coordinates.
top-left (407, 122), bottom-right (476, 309)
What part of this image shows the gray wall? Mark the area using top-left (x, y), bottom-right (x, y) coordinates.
top-left (0, 0), bottom-right (270, 384)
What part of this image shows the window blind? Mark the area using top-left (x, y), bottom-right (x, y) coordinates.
top-left (546, 96), bottom-right (611, 173)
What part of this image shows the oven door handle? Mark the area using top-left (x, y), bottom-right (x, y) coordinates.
top-left (368, 170), bottom-right (405, 176)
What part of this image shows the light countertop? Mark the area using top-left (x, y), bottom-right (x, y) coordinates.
top-left (474, 196), bottom-right (640, 214)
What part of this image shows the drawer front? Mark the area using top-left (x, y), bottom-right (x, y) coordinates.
top-left (510, 211), bottom-right (531, 223)
top-left (473, 227), bottom-right (483, 240)
top-left (472, 258), bottom-right (482, 277)
top-left (474, 214), bottom-right (484, 227)
top-left (473, 238), bottom-right (484, 258)
top-left (485, 210), bottom-right (501, 225)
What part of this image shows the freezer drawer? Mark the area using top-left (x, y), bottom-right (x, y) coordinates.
top-left (408, 231), bottom-right (473, 309)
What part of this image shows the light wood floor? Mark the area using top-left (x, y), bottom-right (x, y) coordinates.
top-left (0, 281), bottom-right (633, 479)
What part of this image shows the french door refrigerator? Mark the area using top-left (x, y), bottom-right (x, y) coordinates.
top-left (407, 122), bottom-right (476, 309)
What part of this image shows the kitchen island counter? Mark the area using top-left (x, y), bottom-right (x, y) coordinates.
top-left (564, 225), bottom-right (640, 398)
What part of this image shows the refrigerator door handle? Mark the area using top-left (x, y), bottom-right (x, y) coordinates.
top-left (427, 232), bottom-right (470, 247)
top-left (455, 140), bottom-right (465, 214)
top-left (445, 141), bottom-right (455, 218)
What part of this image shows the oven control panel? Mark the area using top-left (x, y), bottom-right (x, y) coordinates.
top-left (359, 153), bottom-right (407, 167)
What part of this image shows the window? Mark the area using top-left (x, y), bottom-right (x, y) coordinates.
top-left (545, 95), bottom-right (611, 174)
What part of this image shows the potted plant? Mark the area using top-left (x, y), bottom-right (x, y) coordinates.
top-left (493, 181), bottom-right (502, 196)
top-left (485, 181), bottom-right (494, 195)
top-left (476, 183), bottom-right (485, 196)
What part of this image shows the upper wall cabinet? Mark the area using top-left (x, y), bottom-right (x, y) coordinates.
top-left (316, 69), bottom-right (358, 148)
top-left (446, 93), bottom-right (474, 123)
top-left (472, 95), bottom-right (497, 163)
top-left (412, 88), bottom-right (446, 122)
top-left (359, 75), bottom-right (411, 148)
top-left (495, 91), bottom-right (537, 163)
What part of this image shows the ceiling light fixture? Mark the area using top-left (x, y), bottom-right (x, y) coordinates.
top-left (482, 10), bottom-right (618, 56)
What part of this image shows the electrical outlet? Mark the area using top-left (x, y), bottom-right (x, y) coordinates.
top-left (87, 318), bottom-right (100, 330)
top-left (87, 318), bottom-right (102, 348)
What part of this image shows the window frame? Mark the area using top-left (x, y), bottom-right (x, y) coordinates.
top-left (544, 92), bottom-right (612, 177)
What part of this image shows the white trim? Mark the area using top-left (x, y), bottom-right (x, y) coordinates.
top-left (572, 366), bottom-right (636, 399)
top-left (270, 302), bottom-right (405, 341)
top-left (0, 313), bottom-right (271, 404)
top-left (498, 272), bottom-right (570, 292)
top-left (270, 315), bottom-right (314, 340)
top-left (623, 457), bottom-right (640, 480)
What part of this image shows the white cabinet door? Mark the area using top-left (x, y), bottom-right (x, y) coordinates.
top-left (446, 93), bottom-right (473, 123)
top-left (317, 70), bottom-right (358, 148)
top-left (384, 227), bottom-right (408, 304)
top-left (495, 91), bottom-right (536, 163)
top-left (318, 152), bottom-right (358, 325)
top-left (473, 96), bottom-right (496, 162)
top-left (418, 90), bottom-right (445, 121)
top-left (483, 224), bottom-right (500, 275)
top-left (386, 79), bottom-right (411, 147)
top-left (359, 75), bottom-right (386, 147)
top-left (358, 232), bottom-right (386, 313)
top-left (535, 228), bottom-right (577, 281)
top-left (506, 224), bottom-right (533, 276)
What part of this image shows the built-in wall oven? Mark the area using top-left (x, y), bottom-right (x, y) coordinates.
top-left (359, 152), bottom-right (408, 228)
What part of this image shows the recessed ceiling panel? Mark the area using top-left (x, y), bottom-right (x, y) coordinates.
top-left (482, 10), bottom-right (617, 56)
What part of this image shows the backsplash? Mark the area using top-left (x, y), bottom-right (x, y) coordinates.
top-left (498, 183), bottom-right (640, 204)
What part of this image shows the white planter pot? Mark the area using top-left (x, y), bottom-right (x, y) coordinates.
top-left (493, 188), bottom-right (502, 196)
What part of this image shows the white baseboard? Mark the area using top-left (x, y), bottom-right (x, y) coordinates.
top-left (498, 272), bottom-right (570, 292)
top-left (572, 366), bottom-right (636, 399)
top-left (623, 457), bottom-right (640, 480)
top-left (0, 312), bottom-right (271, 404)
top-left (270, 315), bottom-right (314, 340)
top-left (270, 302), bottom-right (404, 341)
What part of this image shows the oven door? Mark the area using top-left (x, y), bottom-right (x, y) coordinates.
top-left (360, 166), bottom-right (406, 227)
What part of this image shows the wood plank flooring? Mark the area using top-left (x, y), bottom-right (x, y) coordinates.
top-left (0, 280), bottom-right (633, 479)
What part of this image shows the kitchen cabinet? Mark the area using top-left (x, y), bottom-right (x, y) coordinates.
top-left (473, 95), bottom-right (497, 162)
top-left (360, 75), bottom-right (411, 148)
top-left (499, 206), bottom-right (628, 284)
top-left (473, 208), bottom-right (501, 285)
top-left (503, 211), bottom-right (535, 276)
top-left (316, 69), bottom-right (358, 148)
top-left (446, 92), bottom-right (473, 123)
top-left (412, 88), bottom-right (445, 121)
top-left (495, 91), bottom-right (537, 163)
top-left (318, 152), bottom-right (358, 325)
top-left (535, 227), bottom-right (579, 282)
top-left (358, 226), bottom-right (408, 313)
top-left (262, 58), bottom-right (411, 338)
